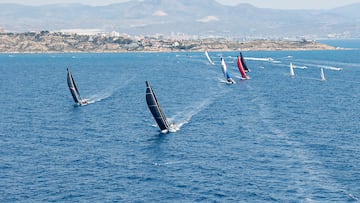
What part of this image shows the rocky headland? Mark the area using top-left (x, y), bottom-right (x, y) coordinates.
top-left (0, 31), bottom-right (336, 53)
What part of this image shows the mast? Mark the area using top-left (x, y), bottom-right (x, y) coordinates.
top-left (145, 81), bottom-right (170, 132)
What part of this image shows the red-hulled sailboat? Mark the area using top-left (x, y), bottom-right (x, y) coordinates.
top-left (237, 54), bottom-right (250, 80)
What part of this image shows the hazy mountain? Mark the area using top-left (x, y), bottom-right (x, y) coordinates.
top-left (0, 0), bottom-right (359, 38)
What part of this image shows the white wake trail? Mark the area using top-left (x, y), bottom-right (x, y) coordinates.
top-left (85, 76), bottom-right (135, 104)
top-left (168, 98), bottom-right (212, 129)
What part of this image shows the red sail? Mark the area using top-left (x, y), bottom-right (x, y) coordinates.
top-left (237, 56), bottom-right (248, 79)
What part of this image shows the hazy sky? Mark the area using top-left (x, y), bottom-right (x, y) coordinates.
top-left (0, 0), bottom-right (359, 9)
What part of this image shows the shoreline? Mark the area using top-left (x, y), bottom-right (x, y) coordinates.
top-left (1, 48), bottom-right (348, 55)
top-left (0, 31), bottom-right (338, 53)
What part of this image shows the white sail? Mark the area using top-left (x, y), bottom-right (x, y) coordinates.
top-left (220, 57), bottom-right (235, 84)
top-left (289, 62), bottom-right (295, 77)
top-left (220, 57), bottom-right (227, 78)
top-left (320, 67), bottom-right (326, 81)
top-left (205, 50), bottom-right (215, 65)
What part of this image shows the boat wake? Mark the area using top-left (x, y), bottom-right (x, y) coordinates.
top-left (246, 57), bottom-right (281, 63)
top-left (169, 98), bottom-right (212, 130)
top-left (86, 90), bottom-right (113, 104)
top-left (285, 58), bottom-right (346, 71)
top-left (234, 75), bottom-right (251, 80)
top-left (218, 78), bottom-right (236, 84)
top-left (86, 76), bottom-right (135, 104)
top-left (293, 64), bottom-right (308, 69)
top-left (323, 66), bottom-right (343, 71)
top-left (302, 63), bottom-right (343, 71)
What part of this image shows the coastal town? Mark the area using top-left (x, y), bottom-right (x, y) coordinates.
top-left (0, 31), bottom-right (336, 53)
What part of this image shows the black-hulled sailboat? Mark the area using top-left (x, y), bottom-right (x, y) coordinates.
top-left (145, 81), bottom-right (176, 133)
top-left (67, 68), bottom-right (88, 106)
top-left (240, 52), bottom-right (251, 72)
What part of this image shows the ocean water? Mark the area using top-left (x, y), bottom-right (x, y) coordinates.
top-left (0, 47), bottom-right (359, 202)
top-left (319, 39), bottom-right (360, 49)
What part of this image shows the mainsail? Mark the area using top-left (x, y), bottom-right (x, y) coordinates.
top-left (320, 67), bottom-right (326, 81)
top-left (237, 55), bottom-right (249, 79)
top-left (240, 52), bottom-right (250, 72)
top-left (205, 50), bottom-right (215, 65)
top-left (145, 81), bottom-right (170, 132)
top-left (289, 62), bottom-right (295, 77)
top-left (220, 57), bottom-right (235, 84)
top-left (67, 68), bottom-right (84, 105)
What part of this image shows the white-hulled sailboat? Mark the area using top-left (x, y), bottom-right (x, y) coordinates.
top-left (289, 62), bottom-right (295, 77)
top-left (205, 50), bottom-right (215, 65)
top-left (320, 67), bottom-right (326, 81)
top-left (220, 57), bottom-right (236, 84)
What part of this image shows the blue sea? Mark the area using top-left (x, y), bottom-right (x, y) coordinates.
top-left (1, 42), bottom-right (359, 202)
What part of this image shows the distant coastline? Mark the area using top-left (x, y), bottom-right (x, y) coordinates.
top-left (0, 31), bottom-right (337, 53)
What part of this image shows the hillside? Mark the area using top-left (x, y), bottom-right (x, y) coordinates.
top-left (0, 0), bottom-right (359, 39)
top-left (0, 31), bottom-right (336, 53)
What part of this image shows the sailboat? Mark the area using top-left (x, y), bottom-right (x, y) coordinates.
top-left (289, 62), bottom-right (295, 77)
top-left (237, 54), bottom-right (250, 80)
top-left (220, 57), bottom-right (236, 84)
top-left (320, 67), bottom-right (326, 81)
top-left (205, 50), bottom-right (215, 65)
top-left (145, 81), bottom-right (177, 133)
top-left (239, 52), bottom-right (251, 72)
top-left (67, 68), bottom-right (88, 106)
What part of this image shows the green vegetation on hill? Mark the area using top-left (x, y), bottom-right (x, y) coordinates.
top-left (0, 31), bottom-right (336, 53)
